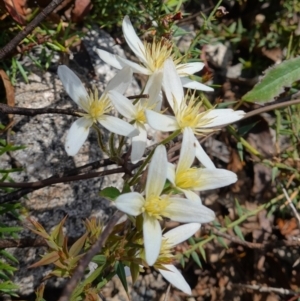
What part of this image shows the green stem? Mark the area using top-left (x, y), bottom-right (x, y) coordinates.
top-left (180, 193), bottom-right (284, 258)
top-left (92, 125), bottom-right (108, 155)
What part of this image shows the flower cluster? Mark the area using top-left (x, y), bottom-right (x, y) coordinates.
top-left (57, 15), bottom-right (245, 295)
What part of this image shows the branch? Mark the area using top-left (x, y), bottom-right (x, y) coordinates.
top-left (0, 0), bottom-right (65, 60)
top-left (243, 99), bottom-right (300, 120)
top-left (57, 210), bottom-right (124, 301)
top-left (0, 103), bottom-right (81, 117)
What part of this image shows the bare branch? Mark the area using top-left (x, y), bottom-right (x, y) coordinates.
top-left (0, 0), bottom-right (65, 60)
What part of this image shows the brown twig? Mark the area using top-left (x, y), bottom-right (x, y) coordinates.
top-left (243, 98), bottom-right (300, 120)
top-left (0, 103), bottom-right (81, 117)
top-left (0, 0), bottom-right (65, 60)
top-left (57, 210), bottom-right (124, 301)
top-left (233, 283), bottom-right (297, 295)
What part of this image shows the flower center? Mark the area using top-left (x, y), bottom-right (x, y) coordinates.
top-left (174, 94), bottom-right (216, 135)
top-left (142, 195), bottom-right (170, 219)
top-left (175, 168), bottom-right (202, 190)
top-left (143, 38), bottom-right (173, 72)
top-left (80, 89), bottom-right (112, 122)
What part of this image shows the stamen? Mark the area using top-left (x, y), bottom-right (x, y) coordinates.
top-left (142, 195), bottom-right (170, 220)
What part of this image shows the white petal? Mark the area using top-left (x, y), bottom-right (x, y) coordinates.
top-left (146, 145), bottom-right (167, 198)
top-left (131, 123), bottom-right (147, 163)
top-left (163, 223), bottom-right (201, 247)
top-left (194, 139), bottom-right (216, 169)
top-left (115, 192), bottom-right (144, 215)
top-left (122, 16), bottom-right (147, 64)
top-left (108, 91), bottom-right (137, 119)
top-left (202, 109), bottom-right (245, 127)
top-left (145, 110), bottom-right (179, 132)
top-left (177, 62), bottom-right (204, 75)
top-left (104, 66), bottom-right (133, 94)
top-left (181, 77), bottom-right (214, 92)
top-left (177, 128), bottom-right (196, 173)
top-left (158, 265), bottom-right (191, 295)
top-left (164, 198), bottom-right (215, 223)
top-left (65, 117), bottom-right (92, 156)
top-left (99, 115), bottom-right (139, 137)
top-left (144, 72), bottom-right (163, 109)
top-left (163, 59), bottom-right (184, 108)
top-left (57, 65), bottom-right (88, 109)
top-left (143, 215), bottom-right (162, 266)
top-left (183, 190), bottom-right (202, 203)
top-left (95, 49), bottom-right (149, 74)
top-left (193, 169), bottom-right (237, 191)
top-left (167, 163), bottom-right (176, 186)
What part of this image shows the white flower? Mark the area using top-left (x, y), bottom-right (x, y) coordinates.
top-left (115, 145), bottom-right (215, 266)
top-left (96, 16), bottom-right (213, 92)
top-left (146, 59), bottom-right (245, 167)
top-left (108, 72), bottom-right (163, 162)
top-left (167, 128), bottom-right (237, 202)
top-left (57, 65), bottom-right (138, 156)
top-left (154, 223), bottom-right (201, 295)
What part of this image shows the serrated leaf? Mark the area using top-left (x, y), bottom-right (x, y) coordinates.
top-left (99, 187), bottom-right (121, 201)
top-left (115, 261), bottom-right (128, 292)
top-left (233, 225), bottom-right (245, 241)
top-left (242, 56), bottom-right (300, 103)
top-left (191, 251), bottom-right (202, 268)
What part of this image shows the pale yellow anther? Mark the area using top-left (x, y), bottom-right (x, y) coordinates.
top-left (174, 93), bottom-right (216, 135)
top-left (143, 195), bottom-right (170, 220)
top-left (79, 89), bottom-right (112, 123)
top-left (175, 168), bottom-right (202, 190)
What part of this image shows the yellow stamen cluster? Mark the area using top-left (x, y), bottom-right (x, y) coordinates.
top-left (174, 94), bottom-right (216, 135)
top-left (175, 168), bottom-right (203, 190)
top-left (153, 238), bottom-right (174, 267)
top-left (80, 89), bottom-right (112, 123)
top-left (143, 38), bottom-right (174, 72)
top-left (142, 195), bottom-right (170, 220)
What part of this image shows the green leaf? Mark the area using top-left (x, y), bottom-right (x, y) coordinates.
top-left (115, 261), bottom-right (128, 292)
top-left (216, 236), bottom-right (228, 249)
top-left (130, 262), bottom-right (140, 284)
top-left (69, 233), bottom-right (87, 257)
top-left (242, 56), bottom-right (300, 103)
top-left (92, 255), bottom-right (106, 265)
top-left (99, 187), bottom-right (121, 201)
top-left (234, 199), bottom-right (244, 217)
top-left (233, 225), bottom-right (245, 241)
top-left (198, 246), bottom-right (207, 262)
top-left (191, 251), bottom-right (202, 268)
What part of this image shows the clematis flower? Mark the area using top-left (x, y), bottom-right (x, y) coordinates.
top-left (108, 72), bottom-right (163, 162)
top-left (96, 16), bottom-right (213, 93)
top-left (146, 59), bottom-right (245, 168)
top-left (167, 127), bottom-right (237, 202)
top-left (57, 65), bottom-right (138, 156)
top-left (153, 223), bottom-right (201, 295)
top-left (115, 145), bottom-right (215, 266)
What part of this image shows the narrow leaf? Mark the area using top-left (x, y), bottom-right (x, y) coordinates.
top-left (191, 251), bottom-right (202, 268)
top-left (99, 187), bottom-right (121, 201)
top-left (115, 261), bottom-right (128, 292)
